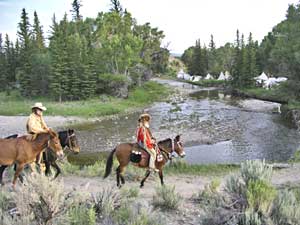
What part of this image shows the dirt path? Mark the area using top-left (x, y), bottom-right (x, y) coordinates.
top-left (59, 164), bottom-right (300, 225)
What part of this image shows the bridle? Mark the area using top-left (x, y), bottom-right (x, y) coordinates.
top-left (64, 133), bottom-right (76, 152)
top-left (159, 138), bottom-right (181, 161)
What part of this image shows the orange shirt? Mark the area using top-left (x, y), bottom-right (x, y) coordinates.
top-left (137, 126), bottom-right (153, 149)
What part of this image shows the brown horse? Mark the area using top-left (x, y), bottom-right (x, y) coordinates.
top-left (0, 129), bottom-right (63, 187)
top-left (104, 135), bottom-right (185, 188)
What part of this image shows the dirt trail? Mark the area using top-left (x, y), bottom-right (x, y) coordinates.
top-left (59, 164), bottom-right (300, 224)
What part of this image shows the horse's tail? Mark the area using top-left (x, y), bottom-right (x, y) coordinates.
top-left (104, 147), bottom-right (117, 179)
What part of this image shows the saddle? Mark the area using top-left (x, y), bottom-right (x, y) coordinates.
top-left (130, 143), bottom-right (163, 164)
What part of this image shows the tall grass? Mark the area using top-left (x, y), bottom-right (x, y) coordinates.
top-left (0, 81), bottom-right (170, 117)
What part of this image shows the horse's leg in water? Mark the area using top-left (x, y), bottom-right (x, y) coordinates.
top-left (13, 163), bottom-right (25, 187)
top-left (140, 170), bottom-right (151, 188)
top-left (158, 170), bottom-right (164, 186)
top-left (51, 161), bottom-right (61, 179)
top-left (0, 165), bottom-right (8, 185)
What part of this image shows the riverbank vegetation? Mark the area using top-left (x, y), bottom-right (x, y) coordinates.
top-left (0, 81), bottom-right (170, 116)
top-left (181, 3), bottom-right (300, 107)
top-left (196, 160), bottom-right (300, 225)
top-left (0, 0), bottom-right (169, 104)
top-left (1, 160), bottom-right (299, 225)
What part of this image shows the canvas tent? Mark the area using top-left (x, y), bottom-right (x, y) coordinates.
top-left (205, 73), bottom-right (214, 80)
top-left (218, 72), bottom-right (226, 80)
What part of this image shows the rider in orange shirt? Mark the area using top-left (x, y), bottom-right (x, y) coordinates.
top-left (136, 113), bottom-right (158, 172)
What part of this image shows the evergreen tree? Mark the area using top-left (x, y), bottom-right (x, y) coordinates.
top-left (0, 34), bottom-right (7, 91)
top-left (17, 8), bottom-right (32, 96)
top-left (32, 11), bottom-right (45, 50)
top-left (110, 0), bottom-right (123, 14)
top-left (209, 34), bottom-right (216, 51)
top-left (71, 0), bottom-right (82, 21)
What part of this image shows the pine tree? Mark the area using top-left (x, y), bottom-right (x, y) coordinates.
top-left (231, 30), bottom-right (242, 87)
top-left (209, 34), bottom-right (216, 51)
top-left (110, 0), bottom-right (123, 14)
top-left (17, 8), bottom-right (32, 96)
top-left (0, 34), bottom-right (7, 91)
top-left (71, 0), bottom-right (82, 21)
top-left (246, 33), bottom-right (258, 86)
top-left (32, 11), bottom-right (45, 50)
top-left (49, 14), bottom-right (69, 101)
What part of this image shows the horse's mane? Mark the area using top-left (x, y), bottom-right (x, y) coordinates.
top-left (158, 138), bottom-right (172, 147)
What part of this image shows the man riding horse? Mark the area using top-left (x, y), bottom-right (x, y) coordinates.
top-left (136, 113), bottom-right (159, 172)
top-left (26, 102), bottom-right (50, 171)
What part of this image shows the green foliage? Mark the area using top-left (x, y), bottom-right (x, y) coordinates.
top-left (96, 73), bottom-right (130, 97)
top-left (152, 185), bottom-right (182, 211)
top-left (68, 205), bottom-right (96, 225)
top-left (0, 81), bottom-right (170, 116)
top-left (164, 159), bottom-right (238, 175)
top-left (3, 3), bottom-right (169, 100)
top-left (199, 160), bottom-right (295, 225)
top-left (246, 180), bottom-right (276, 214)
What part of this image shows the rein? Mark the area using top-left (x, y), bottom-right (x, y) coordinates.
top-left (158, 138), bottom-right (175, 161)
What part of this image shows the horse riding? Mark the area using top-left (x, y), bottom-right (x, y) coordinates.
top-left (0, 129), bottom-right (80, 183)
top-left (104, 113), bottom-right (186, 188)
top-left (26, 102), bottom-right (51, 172)
top-left (0, 129), bottom-right (63, 187)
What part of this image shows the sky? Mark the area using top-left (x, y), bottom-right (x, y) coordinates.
top-left (0, 0), bottom-right (299, 53)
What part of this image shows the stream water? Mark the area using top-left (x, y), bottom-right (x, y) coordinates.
top-left (71, 79), bottom-right (300, 164)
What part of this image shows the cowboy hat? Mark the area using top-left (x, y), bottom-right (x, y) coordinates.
top-left (31, 102), bottom-right (47, 111)
top-left (139, 113), bottom-right (151, 121)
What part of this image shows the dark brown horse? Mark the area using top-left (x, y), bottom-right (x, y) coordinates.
top-left (0, 129), bottom-right (63, 187)
top-left (104, 135), bottom-right (185, 188)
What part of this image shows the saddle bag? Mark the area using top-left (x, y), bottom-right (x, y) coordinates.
top-left (130, 150), bottom-right (142, 163)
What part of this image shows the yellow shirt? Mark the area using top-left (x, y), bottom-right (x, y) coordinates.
top-left (26, 113), bottom-right (48, 134)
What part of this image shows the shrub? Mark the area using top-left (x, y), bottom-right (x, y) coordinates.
top-left (271, 189), bottom-right (300, 225)
top-left (113, 202), bottom-right (164, 225)
top-left (241, 160), bottom-right (273, 185)
top-left (97, 73), bottom-right (130, 98)
top-left (12, 174), bottom-right (66, 225)
top-left (92, 187), bottom-right (122, 218)
top-left (246, 180), bottom-right (277, 215)
top-left (241, 209), bottom-right (263, 225)
top-left (152, 185), bottom-right (182, 211)
top-left (68, 204), bottom-right (96, 225)
top-left (121, 187), bottom-right (140, 199)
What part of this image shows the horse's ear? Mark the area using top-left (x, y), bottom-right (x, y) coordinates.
top-left (175, 134), bottom-right (181, 142)
top-left (49, 129), bottom-right (58, 138)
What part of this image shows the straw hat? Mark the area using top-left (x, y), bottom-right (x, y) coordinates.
top-left (31, 102), bottom-right (47, 111)
top-left (139, 113), bottom-right (151, 121)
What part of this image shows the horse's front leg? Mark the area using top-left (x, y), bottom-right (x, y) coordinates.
top-left (159, 169), bottom-right (164, 186)
top-left (51, 161), bottom-right (61, 179)
top-left (140, 170), bottom-right (151, 188)
top-left (13, 163), bottom-right (24, 188)
top-left (0, 165), bottom-right (8, 185)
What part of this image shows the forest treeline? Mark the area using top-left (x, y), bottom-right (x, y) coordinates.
top-left (0, 0), bottom-right (169, 101)
top-left (182, 3), bottom-right (300, 99)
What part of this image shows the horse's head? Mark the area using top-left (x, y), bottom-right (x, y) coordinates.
top-left (48, 129), bottom-right (64, 158)
top-left (173, 135), bottom-right (185, 158)
top-left (66, 129), bottom-right (80, 154)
